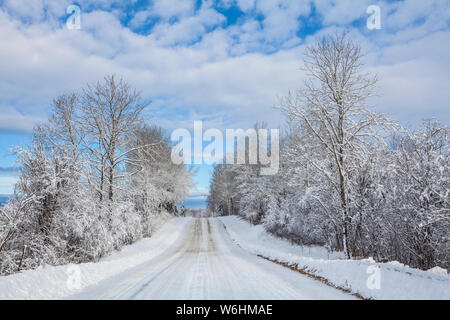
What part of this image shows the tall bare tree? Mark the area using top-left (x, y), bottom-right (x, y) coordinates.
top-left (279, 32), bottom-right (395, 258)
top-left (80, 75), bottom-right (149, 202)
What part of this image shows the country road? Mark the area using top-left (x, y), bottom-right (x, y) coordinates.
top-left (70, 218), bottom-right (356, 300)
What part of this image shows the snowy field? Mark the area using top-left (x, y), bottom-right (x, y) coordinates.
top-left (219, 216), bottom-right (450, 300)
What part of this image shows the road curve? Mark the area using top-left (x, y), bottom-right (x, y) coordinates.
top-left (72, 218), bottom-right (356, 299)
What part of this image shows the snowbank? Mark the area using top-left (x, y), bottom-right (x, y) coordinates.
top-left (218, 216), bottom-right (450, 300)
top-left (0, 217), bottom-right (192, 299)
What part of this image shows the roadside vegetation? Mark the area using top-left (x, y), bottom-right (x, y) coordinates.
top-left (208, 33), bottom-right (449, 271)
top-left (0, 75), bottom-right (192, 275)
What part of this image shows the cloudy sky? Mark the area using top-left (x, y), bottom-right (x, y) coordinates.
top-left (0, 0), bottom-right (449, 195)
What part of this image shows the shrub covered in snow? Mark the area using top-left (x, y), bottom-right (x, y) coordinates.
top-left (0, 76), bottom-right (191, 275)
top-left (208, 33), bottom-right (449, 272)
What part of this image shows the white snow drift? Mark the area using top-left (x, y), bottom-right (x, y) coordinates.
top-left (0, 217), bottom-right (192, 299)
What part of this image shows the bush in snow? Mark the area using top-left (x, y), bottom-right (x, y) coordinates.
top-left (207, 33), bottom-right (449, 271)
top-left (0, 76), bottom-right (192, 275)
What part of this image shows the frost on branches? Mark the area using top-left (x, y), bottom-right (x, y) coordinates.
top-left (207, 33), bottom-right (449, 271)
top-left (0, 76), bottom-right (192, 275)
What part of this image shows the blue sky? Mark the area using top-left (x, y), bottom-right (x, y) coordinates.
top-left (0, 0), bottom-right (449, 195)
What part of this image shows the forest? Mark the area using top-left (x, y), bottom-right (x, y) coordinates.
top-left (207, 33), bottom-right (449, 271)
top-left (0, 75), bottom-right (192, 275)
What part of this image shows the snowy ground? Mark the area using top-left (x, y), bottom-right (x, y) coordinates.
top-left (0, 217), bottom-right (354, 300)
top-left (219, 216), bottom-right (450, 300)
top-left (1, 216), bottom-right (447, 300)
top-left (0, 217), bottom-right (193, 299)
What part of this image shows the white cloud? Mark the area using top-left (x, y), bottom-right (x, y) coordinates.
top-left (152, 0), bottom-right (196, 20)
top-left (0, 0), bottom-right (448, 138)
top-left (236, 0), bottom-right (255, 12)
top-left (128, 0), bottom-right (196, 30)
top-left (314, 0), bottom-right (372, 26)
top-left (150, 7), bottom-right (226, 45)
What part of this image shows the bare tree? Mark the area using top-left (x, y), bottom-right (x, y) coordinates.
top-left (80, 75), bottom-right (149, 202)
top-left (279, 32), bottom-right (395, 258)
top-left (47, 93), bottom-right (80, 160)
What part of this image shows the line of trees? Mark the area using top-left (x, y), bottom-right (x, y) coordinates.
top-left (208, 33), bottom-right (449, 270)
top-left (0, 75), bottom-right (191, 275)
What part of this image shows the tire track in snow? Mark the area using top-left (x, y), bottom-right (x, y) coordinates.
top-left (73, 217), bottom-right (356, 300)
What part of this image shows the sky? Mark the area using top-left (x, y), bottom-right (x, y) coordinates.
top-left (0, 0), bottom-right (449, 195)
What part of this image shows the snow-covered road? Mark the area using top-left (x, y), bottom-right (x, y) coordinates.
top-left (71, 218), bottom-right (355, 300)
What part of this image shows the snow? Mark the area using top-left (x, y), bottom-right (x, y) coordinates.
top-left (0, 217), bottom-right (355, 300)
top-left (387, 261), bottom-right (405, 267)
top-left (1, 215), bottom-right (447, 300)
top-left (72, 218), bottom-right (354, 300)
top-left (0, 217), bottom-right (193, 299)
top-left (219, 215), bottom-right (450, 300)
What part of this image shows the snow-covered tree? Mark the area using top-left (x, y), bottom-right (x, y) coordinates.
top-left (80, 75), bottom-right (148, 204)
top-left (390, 120), bottom-right (449, 268)
top-left (128, 124), bottom-right (192, 236)
top-left (279, 32), bottom-right (395, 258)
top-left (207, 33), bottom-right (448, 271)
top-left (0, 75), bottom-right (192, 275)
